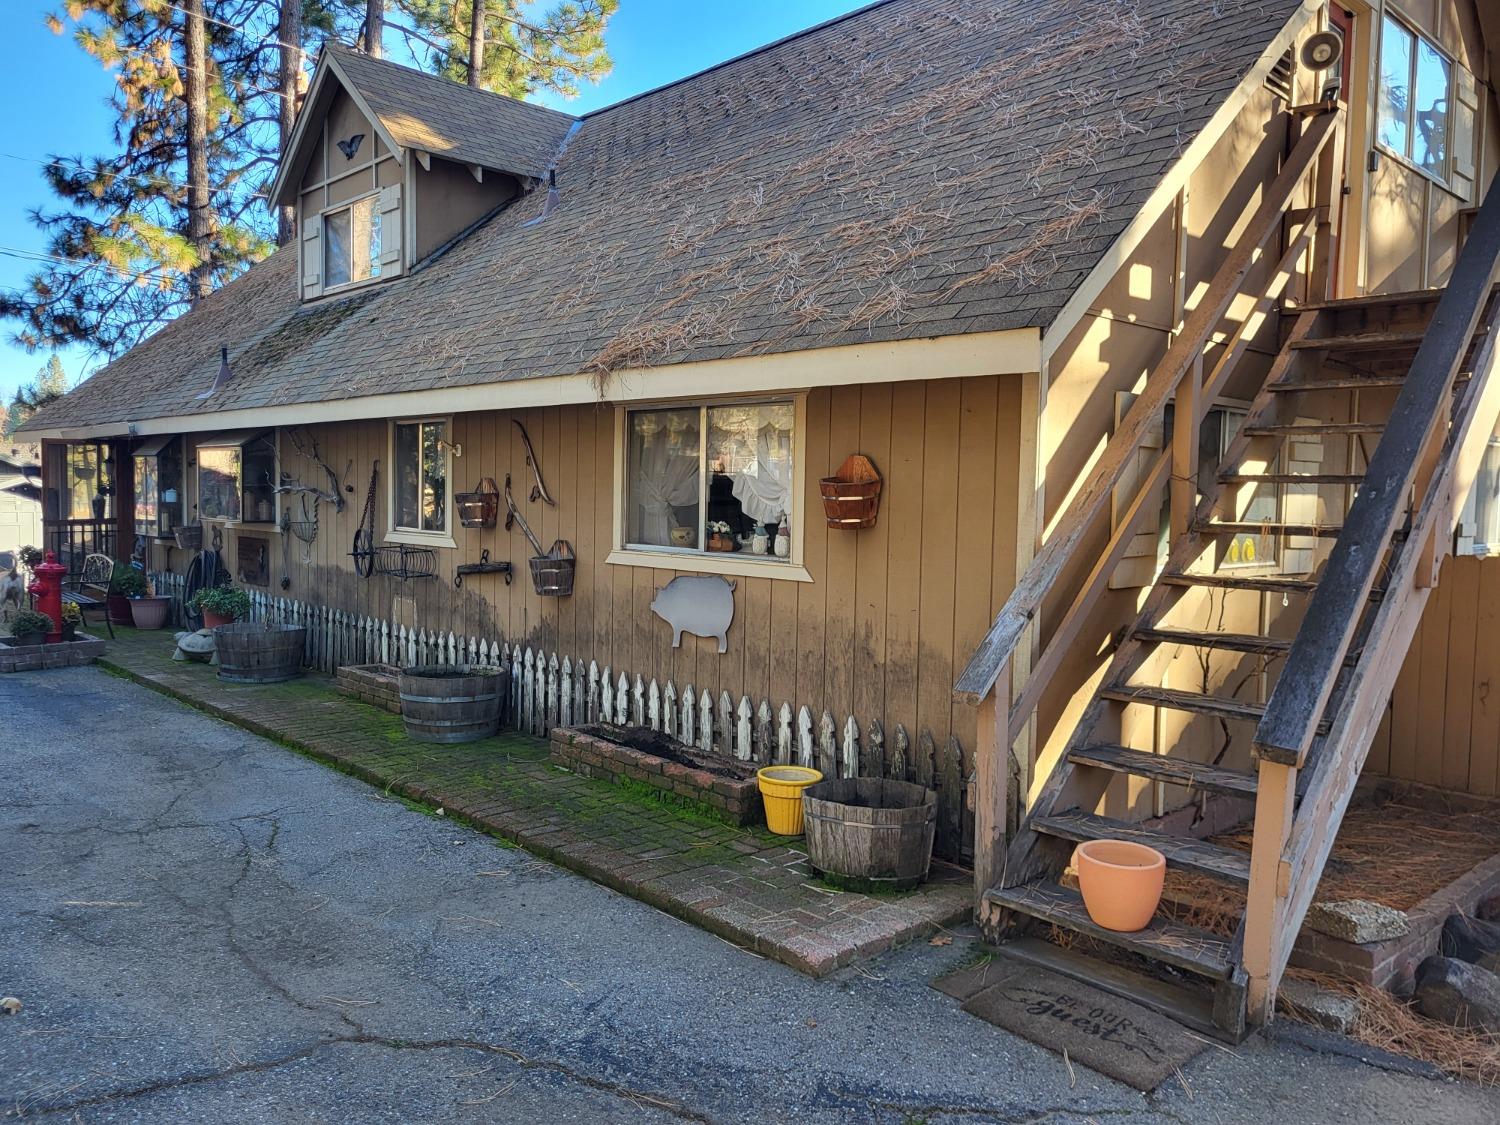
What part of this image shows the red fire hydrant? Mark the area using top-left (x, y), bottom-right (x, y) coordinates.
top-left (28, 551), bottom-right (67, 644)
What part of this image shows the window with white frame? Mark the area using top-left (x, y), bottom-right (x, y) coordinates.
top-left (1460, 439), bottom-right (1500, 556)
top-left (1377, 13), bottom-right (1452, 181)
top-left (624, 400), bottom-right (795, 559)
top-left (323, 195), bottom-right (382, 289)
top-left (390, 418), bottom-right (450, 537)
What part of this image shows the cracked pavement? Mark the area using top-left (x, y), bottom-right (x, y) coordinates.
top-left (4, 668), bottom-right (1499, 1123)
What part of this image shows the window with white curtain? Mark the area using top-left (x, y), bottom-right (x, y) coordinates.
top-left (624, 400), bottom-right (795, 559)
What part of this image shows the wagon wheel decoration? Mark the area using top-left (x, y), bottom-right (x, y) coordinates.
top-left (350, 460), bottom-right (379, 578)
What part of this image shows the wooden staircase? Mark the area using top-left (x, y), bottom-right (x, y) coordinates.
top-left (955, 102), bottom-right (1500, 1040)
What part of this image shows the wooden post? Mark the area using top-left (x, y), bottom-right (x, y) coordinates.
top-left (1309, 104), bottom-right (1346, 303)
top-left (1169, 355), bottom-right (1203, 542)
top-left (972, 662), bottom-right (1011, 904)
top-left (1243, 759), bottom-right (1297, 1023)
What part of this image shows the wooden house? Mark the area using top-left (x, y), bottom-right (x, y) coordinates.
top-left (21, 0), bottom-right (1500, 1038)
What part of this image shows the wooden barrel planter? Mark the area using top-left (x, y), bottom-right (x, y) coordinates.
top-left (803, 778), bottom-right (936, 891)
top-left (214, 622), bottom-right (306, 684)
top-left (398, 666), bottom-right (507, 744)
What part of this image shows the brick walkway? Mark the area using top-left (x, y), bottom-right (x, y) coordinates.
top-left (95, 629), bottom-right (969, 975)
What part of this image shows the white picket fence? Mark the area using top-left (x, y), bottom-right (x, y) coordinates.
top-left (150, 571), bottom-right (971, 850)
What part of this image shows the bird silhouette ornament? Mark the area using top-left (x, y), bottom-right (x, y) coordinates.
top-left (336, 134), bottom-right (365, 160)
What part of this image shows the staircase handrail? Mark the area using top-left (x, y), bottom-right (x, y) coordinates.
top-left (953, 108), bottom-right (1341, 715)
top-left (1252, 183), bottom-right (1500, 769)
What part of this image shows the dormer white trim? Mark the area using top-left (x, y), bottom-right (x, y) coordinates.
top-left (269, 50), bottom-right (406, 210)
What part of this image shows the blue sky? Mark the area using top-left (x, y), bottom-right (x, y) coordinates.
top-left (0, 0), bottom-right (866, 405)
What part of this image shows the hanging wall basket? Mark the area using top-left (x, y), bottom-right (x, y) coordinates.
top-left (820, 454), bottom-right (882, 530)
top-left (529, 540), bottom-right (576, 597)
top-left (455, 476), bottom-right (500, 529)
top-left (174, 524), bottom-right (204, 551)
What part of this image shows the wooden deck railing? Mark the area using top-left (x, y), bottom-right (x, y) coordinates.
top-left (1241, 179), bottom-right (1500, 1021)
top-left (953, 105), bottom-right (1344, 897)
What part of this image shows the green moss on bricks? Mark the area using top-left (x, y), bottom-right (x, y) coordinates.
top-left (609, 775), bottom-right (733, 827)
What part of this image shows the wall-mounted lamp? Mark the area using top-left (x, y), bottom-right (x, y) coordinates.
top-left (437, 439), bottom-right (463, 458)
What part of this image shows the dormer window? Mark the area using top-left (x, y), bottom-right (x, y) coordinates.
top-left (323, 195), bottom-right (382, 289)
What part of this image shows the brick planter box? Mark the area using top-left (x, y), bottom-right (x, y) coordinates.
top-left (335, 663), bottom-right (403, 713)
top-left (551, 724), bottom-right (764, 826)
top-left (0, 633), bottom-right (107, 673)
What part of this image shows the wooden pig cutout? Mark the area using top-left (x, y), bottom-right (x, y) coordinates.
top-left (651, 575), bottom-right (736, 653)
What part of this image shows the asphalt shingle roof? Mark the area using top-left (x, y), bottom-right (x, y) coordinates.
top-left (329, 43), bottom-right (577, 181)
top-left (27, 0), bottom-right (1304, 433)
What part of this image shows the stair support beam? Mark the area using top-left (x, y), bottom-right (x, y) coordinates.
top-left (1243, 760), bottom-right (1297, 1023)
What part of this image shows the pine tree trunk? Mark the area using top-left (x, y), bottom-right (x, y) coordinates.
top-left (467, 0), bottom-right (486, 87)
top-left (365, 0), bottom-right (384, 58)
top-left (182, 0), bottom-right (213, 303)
top-left (276, 0), bottom-right (304, 246)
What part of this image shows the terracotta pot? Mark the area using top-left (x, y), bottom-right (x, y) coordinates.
top-left (130, 596), bottom-right (171, 630)
top-left (202, 609), bottom-right (235, 629)
top-left (1075, 839), bottom-right (1165, 932)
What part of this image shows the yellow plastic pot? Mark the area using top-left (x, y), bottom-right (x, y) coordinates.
top-left (757, 766), bottom-right (823, 835)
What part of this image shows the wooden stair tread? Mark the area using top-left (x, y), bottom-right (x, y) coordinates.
top-left (1068, 743), bottom-right (1260, 798)
top-left (1268, 376), bottom-right (1408, 391)
top-left (1289, 330), bottom-right (1428, 351)
top-left (1220, 473), bottom-right (1364, 485)
top-left (1197, 521), bottom-right (1345, 537)
top-left (1289, 288), bottom-right (1443, 311)
top-left (1033, 811), bottom-right (1253, 885)
top-left (986, 881), bottom-right (1236, 979)
top-left (1243, 422), bottom-right (1386, 435)
top-left (1098, 684), bottom-right (1267, 723)
top-left (1133, 626), bottom-right (1290, 656)
top-left (1161, 571), bottom-right (1318, 593)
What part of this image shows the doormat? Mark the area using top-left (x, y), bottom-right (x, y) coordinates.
top-left (934, 961), bottom-right (1209, 1091)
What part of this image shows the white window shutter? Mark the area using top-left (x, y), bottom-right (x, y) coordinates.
top-left (301, 218), bottom-right (322, 299)
top-left (378, 185), bottom-right (402, 270)
top-left (1109, 390), bottom-right (1166, 590)
top-left (1452, 63), bottom-right (1480, 203)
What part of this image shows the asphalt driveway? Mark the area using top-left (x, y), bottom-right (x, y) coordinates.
top-left (4, 666), bottom-right (1498, 1123)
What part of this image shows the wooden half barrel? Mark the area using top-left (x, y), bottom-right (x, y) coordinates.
top-left (398, 666), bottom-right (506, 744)
top-left (803, 778), bottom-right (937, 891)
top-left (214, 622), bottom-right (306, 684)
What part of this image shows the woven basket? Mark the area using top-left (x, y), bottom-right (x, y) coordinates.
top-left (820, 454), bottom-right (882, 530)
top-left (174, 524), bottom-right (204, 551)
top-left (455, 477), bottom-right (500, 529)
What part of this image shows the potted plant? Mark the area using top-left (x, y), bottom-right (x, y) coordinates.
top-left (707, 520), bottom-right (737, 552)
top-left (191, 584), bottom-right (251, 629)
top-left (129, 578), bottom-right (172, 630)
top-left (109, 563), bottom-right (147, 625)
top-left (60, 600), bottom-right (82, 642)
top-left (8, 608), bottom-right (54, 648)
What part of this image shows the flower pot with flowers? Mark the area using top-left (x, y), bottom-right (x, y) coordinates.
top-left (706, 520), bottom-right (737, 552)
top-left (60, 600), bottom-right (82, 642)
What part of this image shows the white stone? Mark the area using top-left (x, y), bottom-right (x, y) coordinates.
top-left (1305, 899), bottom-right (1410, 944)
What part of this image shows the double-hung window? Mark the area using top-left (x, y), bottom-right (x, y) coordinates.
top-left (323, 195), bottom-right (382, 289)
top-left (390, 418), bottom-right (451, 543)
top-left (1377, 13), bottom-right (1452, 181)
top-left (621, 399), bottom-right (799, 570)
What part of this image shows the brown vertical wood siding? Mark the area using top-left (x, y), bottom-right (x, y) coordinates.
top-left (190, 374), bottom-right (1024, 768)
top-left (1367, 554), bottom-right (1500, 796)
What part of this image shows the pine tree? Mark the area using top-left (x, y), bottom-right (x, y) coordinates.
top-left (4, 355), bottom-right (69, 436)
top-left (391, 0), bottom-right (617, 99)
top-left (0, 1), bottom-right (284, 357)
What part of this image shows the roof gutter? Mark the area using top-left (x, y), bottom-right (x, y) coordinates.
top-left (17, 327), bottom-right (1042, 441)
